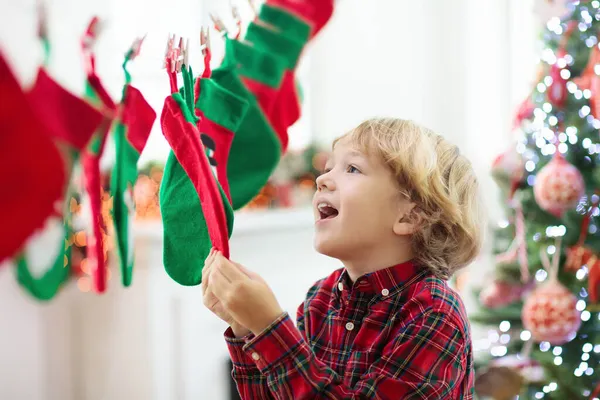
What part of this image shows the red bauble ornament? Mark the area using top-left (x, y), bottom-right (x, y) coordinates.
top-left (479, 280), bottom-right (531, 309)
top-left (533, 155), bottom-right (584, 216)
top-left (521, 279), bottom-right (581, 345)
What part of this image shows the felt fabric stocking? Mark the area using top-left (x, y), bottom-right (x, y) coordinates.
top-left (160, 60), bottom-right (241, 285)
top-left (0, 53), bottom-right (66, 263)
top-left (111, 44), bottom-right (156, 287)
top-left (15, 68), bottom-right (103, 300)
top-left (245, 22), bottom-right (305, 153)
top-left (193, 48), bottom-right (250, 202)
top-left (81, 23), bottom-right (117, 293)
top-left (265, 0), bottom-right (334, 39)
top-left (212, 37), bottom-right (285, 209)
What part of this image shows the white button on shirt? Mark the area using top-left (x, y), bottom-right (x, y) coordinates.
top-left (381, 288), bottom-right (389, 296)
top-left (251, 352), bottom-right (260, 361)
top-left (338, 282), bottom-right (344, 291)
top-left (345, 322), bottom-right (355, 331)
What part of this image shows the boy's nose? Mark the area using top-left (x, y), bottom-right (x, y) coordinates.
top-left (316, 172), bottom-right (335, 192)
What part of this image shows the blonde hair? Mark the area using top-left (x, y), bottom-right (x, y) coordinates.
top-left (334, 118), bottom-right (484, 280)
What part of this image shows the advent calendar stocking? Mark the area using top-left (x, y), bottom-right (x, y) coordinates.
top-left (160, 39), bottom-right (242, 285)
top-left (15, 67), bottom-right (103, 300)
top-left (111, 38), bottom-right (156, 287)
top-left (212, 37), bottom-right (285, 209)
top-left (0, 53), bottom-right (66, 263)
top-left (81, 17), bottom-right (117, 293)
top-left (245, 22), bottom-right (304, 153)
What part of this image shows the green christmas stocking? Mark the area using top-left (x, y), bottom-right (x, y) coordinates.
top-left (16, 67), bottom-right (103, 300)
top-left (160, 61), bottom-right (239, 285)
top-left (212, 37), bottom-right (285, 209)
top-left (112, 43), bottom-right (156, 287)
top-left (245, 22), bottom-right (305, 153)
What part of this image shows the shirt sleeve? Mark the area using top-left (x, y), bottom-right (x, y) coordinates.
top-left (242, 311), bottom-right (469, 400)
top-left (224, 327), bottom-right (275, 399)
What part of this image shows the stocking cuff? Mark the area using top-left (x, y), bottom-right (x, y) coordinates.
top-left (258, 4), bottom-right (311, 44)
top-left (246, 22), bottom-right (304, 69)
top-left (195, 78), bottom-right (250, 132)
top-left (222, 38), bottom-right (286, 88)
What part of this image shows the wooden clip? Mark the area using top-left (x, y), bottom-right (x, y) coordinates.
top-left (129, 34), bottom-right (147, 61)
top-left (163, 33), bottom-right (184, 73)
top-left (210, 13), bottom-right (229, 36)
top-left (200, 27), bottom-right (210, 55)
top-left (36, 0), bottom-right (48, 39)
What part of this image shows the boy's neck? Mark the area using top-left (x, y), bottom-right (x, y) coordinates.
top-left (342, 244), bottom-right (414, 282)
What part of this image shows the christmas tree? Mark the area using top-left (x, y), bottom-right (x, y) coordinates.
top-left (472, 2), bottom-right (600, 399)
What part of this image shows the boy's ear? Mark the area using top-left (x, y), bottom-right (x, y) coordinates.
top-left (393, 202), bottom-right (419, 236)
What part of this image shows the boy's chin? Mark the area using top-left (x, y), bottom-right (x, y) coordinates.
top-left (314, 238), bottom-right (346, 259)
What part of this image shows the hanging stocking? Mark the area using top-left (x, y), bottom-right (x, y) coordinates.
top-left (81, 17), bottom-right (117, 293)
top-left (15, 66), bottom-right (103, 300)
top-left (245, 21), bottom-right (305, 153)
top-left (111, 37), bottom-right (156, 287)
top-left (193, 35), bottom-right (250, 201)
top-left (212, 36), bottom-right (285, 209)
top-left (265, 0), bottom-right (334, 39)
top-left (159, 36), bottom-right (237, 286)
top-left (0, 52), bottom-right (64, 263)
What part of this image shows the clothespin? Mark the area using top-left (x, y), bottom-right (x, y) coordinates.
top-left (127, 34), bottom-right (147, 62)
top-left (247, 0), bottom-right (257, 17)
top-left (210, 13), bottom-right (229, 37)
top-left (200, 27), bottom-right (210, 56)
top-left (163, 33), bottom-right (184, 73)
top-left (232, 4), bottom-right (242, 39)
top-left (81, 16), bottom-right (103, 75)
top-left (36, 0), bottom-right (48, 41)
top-left (82, 16), bottom-right (103, 52)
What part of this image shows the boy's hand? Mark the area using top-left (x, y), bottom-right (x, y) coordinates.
top-left (207, 251), bottom-right (284, 335)
top-left (202, 249), bottom-right (250, 337)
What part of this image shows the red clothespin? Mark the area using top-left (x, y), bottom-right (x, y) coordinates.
top-left (81, 16), bottom-right (103, 75)
top-left (195, 27), bottom-right (213, 102)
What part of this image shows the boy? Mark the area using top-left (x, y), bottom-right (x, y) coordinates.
top-left (202, 118), bottom-right (483, 399)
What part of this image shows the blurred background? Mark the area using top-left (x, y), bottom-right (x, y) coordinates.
top-left (0, 0), bottom-right (589, 399)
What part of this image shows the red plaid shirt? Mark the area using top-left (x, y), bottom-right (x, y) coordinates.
top-left (225, 260), bottom-right (474, 399)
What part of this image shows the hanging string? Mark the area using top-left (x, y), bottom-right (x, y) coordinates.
top-left (514, 198), bottom-right (530, 283)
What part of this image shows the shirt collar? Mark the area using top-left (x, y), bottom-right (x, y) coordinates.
top-left (334, 260), bottom-right (426, 299)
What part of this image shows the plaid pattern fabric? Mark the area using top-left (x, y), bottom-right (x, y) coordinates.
top-left (225, 260), bottom-right (474, 399)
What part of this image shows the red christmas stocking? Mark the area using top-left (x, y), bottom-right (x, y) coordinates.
top-left (15, 67), bottom-right (102, 300)
top-left (0, 53), bottom-right (64, 263)
top-left (81, 19), bottom-right (117, 293)
top-left (82, 74), bottom-right (116, 294)
top-left (266, 0), bottom-right (334, 39)
top-left (160, 88), bottom-right (233, 285)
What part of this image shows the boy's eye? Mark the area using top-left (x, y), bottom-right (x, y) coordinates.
top-left (346, 165), bottom-right (360, 174)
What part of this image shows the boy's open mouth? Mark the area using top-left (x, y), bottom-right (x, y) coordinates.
top-left (318, 202), bottom-right (339, 220)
